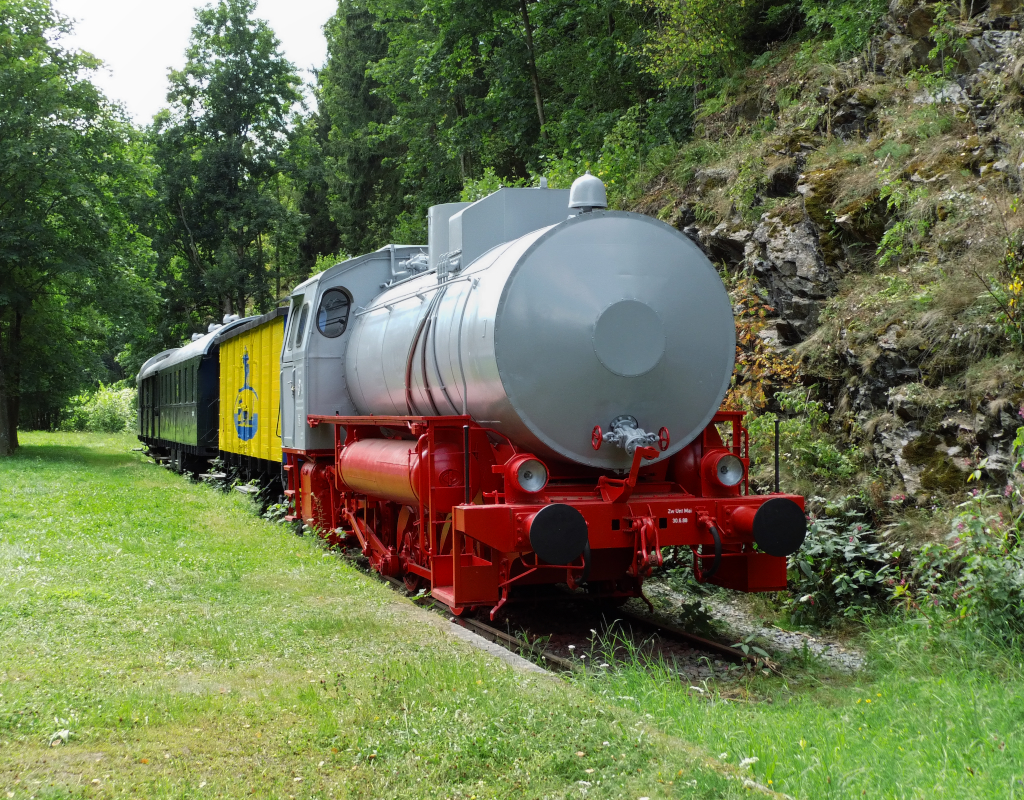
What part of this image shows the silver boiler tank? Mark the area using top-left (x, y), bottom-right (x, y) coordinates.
top-left (344, 183), bottom-right (735, 470)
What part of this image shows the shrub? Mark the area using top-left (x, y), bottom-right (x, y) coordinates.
top-left (786, 508), bottom-right (899, 626)
top-left (61, 383), bottom-right (137, 433)
top-left (748, 388), bottom-right (858, 486)
top-left (910, 493), bottom-right (1024, 637)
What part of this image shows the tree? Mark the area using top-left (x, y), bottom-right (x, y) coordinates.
top-left (0, 0), bottom-right (156, 455)
top-left (148, 0), bottom-right (302, 327)
top-left (310, 0), bottom-right (667, 251)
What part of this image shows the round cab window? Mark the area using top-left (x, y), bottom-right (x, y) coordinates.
top-left (316, 288), bottom-right (351, 338)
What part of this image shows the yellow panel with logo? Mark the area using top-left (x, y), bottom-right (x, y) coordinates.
top-left (218, 308), bottom-right (286, 464)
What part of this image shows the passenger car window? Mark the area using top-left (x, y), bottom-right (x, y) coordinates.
top-left (293, 303), bottom-right (310, 349)
top-left (316, 288), bottom-right (351, 338)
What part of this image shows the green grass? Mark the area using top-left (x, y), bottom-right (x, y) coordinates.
top-left (0, 432), bottom-right (757, 799)
top-left (6, 433), bottom-right (1023, 799)
top-left (574, 615), bottom-right (1024, 799)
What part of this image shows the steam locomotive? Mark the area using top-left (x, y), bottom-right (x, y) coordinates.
top-left (138, 172), bottom-right (807, 618)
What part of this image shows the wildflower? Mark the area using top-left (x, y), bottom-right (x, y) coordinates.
top-left (739, 757), bottom-right (759, 769)
top-left (568, 644), bottom-right (575, 651)
top-left (719, 753), bottom-right (729, 760)
top-left (1005, 484), bottom-right (1014, 498)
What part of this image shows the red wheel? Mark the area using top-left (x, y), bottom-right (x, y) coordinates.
top-left (591, 425), bottom-right (603, 450)
top-left (403, 572), bottom-right (422, 594)
top-left (658, 427), bottom-right (670, 452)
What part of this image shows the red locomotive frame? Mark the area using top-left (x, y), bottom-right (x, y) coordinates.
top-left (283, 410), bottom-right (802, 618)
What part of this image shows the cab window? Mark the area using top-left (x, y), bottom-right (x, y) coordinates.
top-left (285, 295), bottom-right (304, 350)
top-left (293, 303), bottom-right (311, 349)
top-left (316, 288), bottom-right (351, 338)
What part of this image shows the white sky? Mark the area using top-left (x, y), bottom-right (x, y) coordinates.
top-left (55, 0), bottom-right (338, 124)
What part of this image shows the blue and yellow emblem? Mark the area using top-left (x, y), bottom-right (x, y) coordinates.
top-left (233, 349), bottom-right (259, 441)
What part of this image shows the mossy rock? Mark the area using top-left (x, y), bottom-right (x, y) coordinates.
top-left (902, 433), bottom-right (942, 466)
top-left (768, 200), bottom-right (805, 227)
top-left (902, 434), bottom-right (967, 492)
top-left (799, 167), bottom-right (841, 228)
top-left (921, 457), bottom-right (968, 492)
top-left (835, 192), bottom-right (887, 243)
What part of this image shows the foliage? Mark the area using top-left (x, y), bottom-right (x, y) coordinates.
top-left (147, 0), bottom-right (304, 333)
top-left (748, 388), bottom-right (858, 485)
top-left (725, 278), bottom-right (799, 411)
top-left (928, 3), bottom-right (970, 76)
top-left (729, 155), bottom-right (768, 219)
top-left (60, 384), bottom-right (137, 433)
top-left (0, 0), bottom-right (157, 454)
top-left (312, 0), bottom-right (669, 249)
top-left (876, 167), bottom-right (931, 268)
top-left (629, 0), bottom-right (753, 92)
top-left (910, 493), bottom-right (1024, 637)
top-left (800, 0), bottom-right (888, 62)
top-left (978, 196), bottom-right (1024, 347)
top-left (785, 509), bottom-right (899, 625)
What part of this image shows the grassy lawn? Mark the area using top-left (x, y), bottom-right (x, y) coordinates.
top-left (3, 433), bottom-right (1023, 799)
top-left (0, 432), bottom-right (755, 800)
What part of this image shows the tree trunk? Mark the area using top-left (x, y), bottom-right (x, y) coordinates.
top-left (519, 0), bottom-right (546, 137)
top-left (0, 309), bottom-right (19, 455)
top-left (0, 347), bottom-right (10, 457)
top-left (7, 311), bottom-right (22, 451)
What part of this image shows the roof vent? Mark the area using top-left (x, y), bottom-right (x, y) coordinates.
top-left (222, 313), bottom-right (240, 324)
top-left (208, 322), bottom-right (222, 333)
top-left (191, 333), bottom-right (203, 342)
top-left (568, 171), bottom-right (607, 212)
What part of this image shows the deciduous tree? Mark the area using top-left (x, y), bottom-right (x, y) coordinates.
top-left (148, 0), bottom-right (302, 325)
top-left (0, 0), bottom-right (155, 455)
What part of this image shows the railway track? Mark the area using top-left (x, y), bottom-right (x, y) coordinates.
top-left (358, 556), bottom-right (753, 677)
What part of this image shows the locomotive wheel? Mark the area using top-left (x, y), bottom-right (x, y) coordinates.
top-left (403, 572), bottom-right (422, 594)
top-left (586, 580), bottom-right (629, 607)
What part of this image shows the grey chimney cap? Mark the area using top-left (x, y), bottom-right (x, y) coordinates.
top-left (568, 170), bottom-right (607, 210)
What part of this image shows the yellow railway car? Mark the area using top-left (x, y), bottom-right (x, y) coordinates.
top-left (218, 307), bottom-right (287, 479)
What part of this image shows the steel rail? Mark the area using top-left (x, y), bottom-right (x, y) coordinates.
top-left (334, 544), bottom-right (750, 670)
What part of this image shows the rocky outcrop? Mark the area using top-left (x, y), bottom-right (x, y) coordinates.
top-left (661, 0), bottom-right (1024, 501)
top-left (748, 211), bottom-right (838, 344)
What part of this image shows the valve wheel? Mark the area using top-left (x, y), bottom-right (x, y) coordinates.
top-left (591, 425), bottom-right (603, 450)
top-left (658, 427), bottom-right (670, 452)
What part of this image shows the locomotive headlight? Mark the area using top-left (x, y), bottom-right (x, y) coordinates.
top-left (713, 453), bottom-right (744, 487)
top-left (511, 457), bottom-right (548, 493)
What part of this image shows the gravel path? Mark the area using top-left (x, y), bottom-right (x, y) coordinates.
top-left (642, 581), bottom-right (867, 673)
